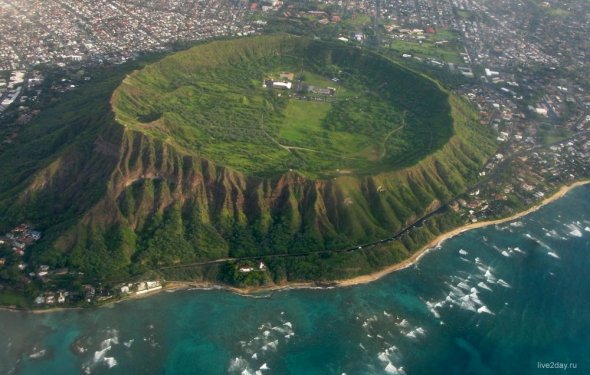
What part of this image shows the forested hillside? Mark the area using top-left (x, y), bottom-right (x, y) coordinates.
top-left (0, 35), bottom-right (497, 286)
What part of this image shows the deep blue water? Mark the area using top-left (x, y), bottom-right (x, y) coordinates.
top-left (1, 185), bottom-right (589, 375)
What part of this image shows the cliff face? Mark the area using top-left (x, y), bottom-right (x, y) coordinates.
top-left (0, 38), bottom-right (496, 282)
top-left (40, 91), bottom-right (493, 279)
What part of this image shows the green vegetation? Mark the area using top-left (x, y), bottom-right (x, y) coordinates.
top-left (341, 14), bottom-right (372, 29)
top-left (538, 123), bottom-right (574, 145)
top-left (546, 8), bottom-right (571, 17)
top-left (390, 31), bottom-right (464, 64)
top-left (114, 35), bottom-right (454, 178)
top-left (0, 35), bottom-right (497, 294)
top-left (0, 290), bottom-right (29, 308)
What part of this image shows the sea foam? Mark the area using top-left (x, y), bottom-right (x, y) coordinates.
top-left (477, 282), bottom-right (492, 292)
top-left (568, 226), bottom-right (583, 237)
top-left (477, 306), bottom-right (494, 314)
top-left (384, 362), bottom-right (406, 375)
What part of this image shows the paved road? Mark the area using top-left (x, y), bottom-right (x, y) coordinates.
top-left (159, 124), bottom-right (590, 272)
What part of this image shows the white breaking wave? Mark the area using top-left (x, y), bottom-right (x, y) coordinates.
top-left (395, 319), bottom-right (410, 328)
top-left (104, 357), bottom-right (117, 368)
top-left (457, 281), bottom-right (471, 290)
top-left (566, 223), bottom-right (583, 237)
top-left (459, 249), bottom-right (468, 255)
top-left (377, 345), bottom-right (401, 362)
top-left (29, 349), bottom-right (47, 359)
top-left (513, 247), bottom-right (525, 254)
top-left (497, 279), bottom-right (511, 288)
top-left (384, 362), bottom-right (406, 375)
top-left (477, 281), bottom-right (492, 292)
top-left (484, 269), bottom-right (497, 284)
top-left (525, 234), bottom-right (553, 251)
top-left (229, 357), bottom-right (252, 374)
top-left (426, 301), bottom-right (441, 318)
top-left (477, 306), bottom-right (494, 314)
top-left (379, 345), bottom-right (405, 375)
top-left (123, 339), bottom-right (134, 348)
top-left (459, 297), bottom-right (477, 312)
top-left (261, 340), bottom-right (279, 352)
top-left (547, 252), bottom-right (561, 259)
top-left (82, 329), bottom-right (121, 373)
top-left (469, 291), bottom-right (483, 306)
top-left (544, 229), bottom-right (564, 239)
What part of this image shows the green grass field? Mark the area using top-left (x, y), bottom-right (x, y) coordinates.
top-left (390, 38), bottom-right (463, 64)
top-left (0, 290), bottom-right (29, 307)
top-left (113, 35), bottom-right (455, 178)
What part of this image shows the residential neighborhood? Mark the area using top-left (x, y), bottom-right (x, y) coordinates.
top-left (0, 0), bottom-right (589, 310)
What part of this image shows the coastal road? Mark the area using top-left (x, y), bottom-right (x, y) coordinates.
top-left (158, 204), bottom-right (447, 272)
top-left (159, 125), bottom-right (590, 273)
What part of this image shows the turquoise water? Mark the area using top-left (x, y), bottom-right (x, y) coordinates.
top-left (2, 185), bottom-right (589, 375)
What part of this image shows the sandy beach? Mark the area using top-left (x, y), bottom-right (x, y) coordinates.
top-left (162, 180), bottom-right (590, 293)
top-left (336, 179), bottom-right (590, 287)
top-left (3, 180), bottom-right (588, 312)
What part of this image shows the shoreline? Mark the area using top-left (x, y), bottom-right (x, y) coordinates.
top-left (2, 179), bottom-right (588, 313)
top-left (336, 179), bottom-right (590, 287)
top-left (167, 179), bottom-right (590, 293)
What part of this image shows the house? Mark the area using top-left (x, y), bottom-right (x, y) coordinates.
top-left (264, 79), bottom-right (292, 90)
top-left (53, 268), bottom-right (69, 275)
top-left (135, 280), bottom-right (162, 294)
top-left (310, 86), bottom-right (335, 95)
top-left (272, 81), bottom-right (292, 90)
top-left (30, 231), bottom-right (42, 240)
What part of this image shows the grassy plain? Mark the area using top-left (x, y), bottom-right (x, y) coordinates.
top-left (390, 30), bottom-right (463, 64)
top-left (114, 35), bottom-right (455, 178)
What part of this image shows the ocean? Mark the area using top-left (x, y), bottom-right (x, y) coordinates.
top-left (1, 184), bottom-right (589, 375)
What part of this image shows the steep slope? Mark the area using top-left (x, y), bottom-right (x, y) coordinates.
top-left (0, 36), bottom-right (496, 284)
